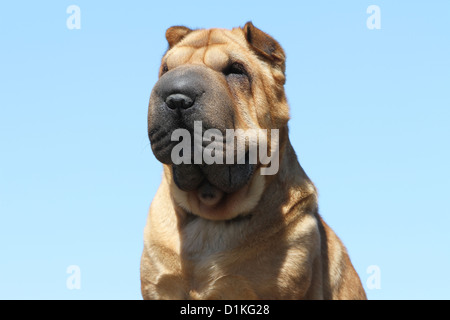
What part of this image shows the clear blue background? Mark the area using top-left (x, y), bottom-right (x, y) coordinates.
top-left (1, 0), bottom-right (449, 300)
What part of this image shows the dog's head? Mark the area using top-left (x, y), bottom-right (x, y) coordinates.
top-left (148, 22), bottom-right (290, 220)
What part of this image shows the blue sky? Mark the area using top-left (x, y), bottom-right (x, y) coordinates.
top-left (0, 1), bottom-right (449, 299)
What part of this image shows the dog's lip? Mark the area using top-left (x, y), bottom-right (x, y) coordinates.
top-left (172, 161), bottom-right (256, 193)
top-left (151, 136), bottom-right (171, 152)
top-left (196, 180), bottom-right (225, 207)
top-left (171, 164), bottom-right (228, 194)
top-left (148, 126), bottom-right (171, 148)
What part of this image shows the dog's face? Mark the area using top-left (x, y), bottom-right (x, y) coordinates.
top-left (148, 22), bottom-right (290, 220)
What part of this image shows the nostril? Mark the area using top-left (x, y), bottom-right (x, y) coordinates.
top-left (165, 93), bottom-right (194, 110)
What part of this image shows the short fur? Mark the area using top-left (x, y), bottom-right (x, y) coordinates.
top-left (141, 22), bottom-right (367, 300)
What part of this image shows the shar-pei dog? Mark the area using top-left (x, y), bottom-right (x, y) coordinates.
top-left (141, 22), bottom-right (367, 300)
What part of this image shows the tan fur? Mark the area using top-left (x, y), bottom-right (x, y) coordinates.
top-left (141, 23), bottom-right (367, 300)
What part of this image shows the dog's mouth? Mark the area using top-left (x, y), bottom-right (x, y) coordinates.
top-left (172, 158), bottom-right (256, 196)
top-left (150, 123), bottom-right (258, 198)
top-left (172, 160), bottom-right (255, 209)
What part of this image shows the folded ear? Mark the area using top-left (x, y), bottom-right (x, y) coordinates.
top-left (165, 26), bottom-right (193, 49)
top-left (243, 22), bottom-right (286, 74)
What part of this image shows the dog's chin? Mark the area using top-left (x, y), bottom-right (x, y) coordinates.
top-left (172, 162), bottom-right (256, 212)
top-left (172, 162), bottom-right (255, 193)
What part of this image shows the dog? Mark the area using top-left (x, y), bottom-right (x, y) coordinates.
top-left (141, 22), bottom-right (367, 300)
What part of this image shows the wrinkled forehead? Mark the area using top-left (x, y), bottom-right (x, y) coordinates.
top-left (163, 28), bottom-right (252, 71)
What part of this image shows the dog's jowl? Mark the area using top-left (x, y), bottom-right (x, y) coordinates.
top-left (141, 22), bottom-right (367, 300)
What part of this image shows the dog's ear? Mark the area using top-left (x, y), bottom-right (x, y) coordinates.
top-left (243, 21), bottom-right (286, 74)
top-left (165, 26), bottom-right (192, 49)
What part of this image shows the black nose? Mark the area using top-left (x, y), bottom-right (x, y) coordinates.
top-left (165, 93), bottom-right (194, 110)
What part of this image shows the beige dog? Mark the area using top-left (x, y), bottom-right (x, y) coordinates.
top-left (141, 22), bottom-right (367, 300)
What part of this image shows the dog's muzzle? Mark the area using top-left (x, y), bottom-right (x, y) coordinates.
top-left (148, 64), bottom-right (255, 194)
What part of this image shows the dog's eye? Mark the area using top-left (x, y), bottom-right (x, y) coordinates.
top-left (223, 62), bottom-right (247, 77)
top-left (161, 64), bottom-right (169, 75)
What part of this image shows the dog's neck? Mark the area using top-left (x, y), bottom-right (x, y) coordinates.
top-left (171, 133), bottom-right (317, 223)
top-left (277, 139), bottom-right (315, 192)
top-left (256, 137), bottom-right (317, 213)
top-left (173, 136), bottom-right (318, 260)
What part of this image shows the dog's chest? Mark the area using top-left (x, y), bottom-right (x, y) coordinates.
top-left (180, 218), bottom-right (250, 259)
top-left (175, 218), bottom-right (286, 299)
